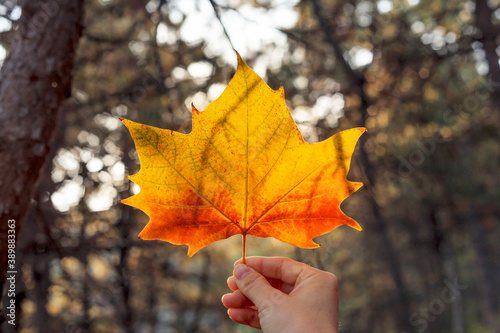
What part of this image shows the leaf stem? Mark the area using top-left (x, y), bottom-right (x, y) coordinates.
top-left (242, 234), bottom-right (246, 265)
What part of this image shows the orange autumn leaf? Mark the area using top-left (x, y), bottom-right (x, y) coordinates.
top-left (121, 54), bottom-right (365, 256)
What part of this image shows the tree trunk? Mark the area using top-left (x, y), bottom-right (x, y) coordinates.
top-left (475, 0), bottom-right (500, 105)
top-left (430, 208), bottom-right (465, 333)
top-left (473, 1), bottom-right (500, 328)
top-left (309, 1), bottom-right (415, 331)
top-left (0, 0), bottom-right (84, 325)
top-left (460, 142), bottom-right (498, 333)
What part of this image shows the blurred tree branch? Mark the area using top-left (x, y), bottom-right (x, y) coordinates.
top-left (209, 0), bottom-right (235, 50)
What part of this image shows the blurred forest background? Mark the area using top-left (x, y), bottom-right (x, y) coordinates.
top-left (0, 0), bottom-right (499, 332)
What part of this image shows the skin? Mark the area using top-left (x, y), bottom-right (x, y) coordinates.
top-left (221, 257), bottom-right (339, 333)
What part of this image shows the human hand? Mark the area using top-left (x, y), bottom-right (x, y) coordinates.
top-left (222, 257), bottom-right (339, 333)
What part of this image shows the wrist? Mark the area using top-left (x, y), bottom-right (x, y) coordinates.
top-left (274, 313), bottom-right (338, 333)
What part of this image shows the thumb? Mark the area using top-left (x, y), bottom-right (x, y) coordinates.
top-left (233, 264), bottom-right (281, 308)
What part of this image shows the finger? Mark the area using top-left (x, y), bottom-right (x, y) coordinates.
top-left (222, 290), bottom-right (254, 308)
top-left (227, 276), bottom-right (238, 291)
top-left (233, 264), bottom-right (286, 309)
top-left (267, 277), bottom-right (295, 294)
top-left (234, 257), bottom-right (316, 287)
top-left (229, 275), bottom-right (294, 294)
top-left (227, 308), bottom-right (261, 330)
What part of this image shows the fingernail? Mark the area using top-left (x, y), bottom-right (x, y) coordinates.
top-left (234, 264), bottom-right (251, 280)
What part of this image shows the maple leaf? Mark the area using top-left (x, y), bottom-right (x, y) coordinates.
top-left (121, 54), bottom-right (365, 259)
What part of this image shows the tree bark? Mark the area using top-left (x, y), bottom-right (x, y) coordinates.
top-left (0, 0), bottom-right (84, 325)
